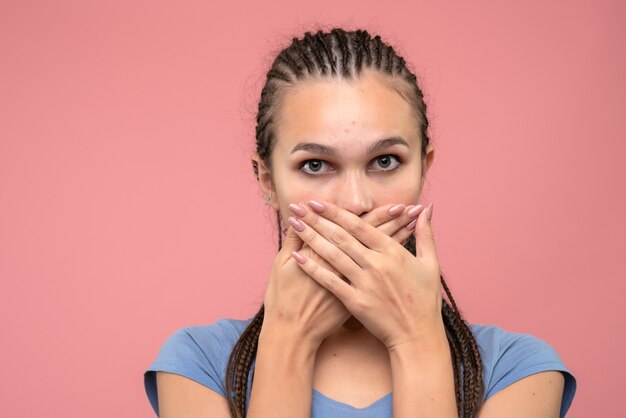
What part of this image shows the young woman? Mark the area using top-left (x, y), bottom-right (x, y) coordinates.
top-left (144, 28), bottom-right (576, 418)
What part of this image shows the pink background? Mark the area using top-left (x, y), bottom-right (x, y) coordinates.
top-left (1, 1), bottom-right (624, 416)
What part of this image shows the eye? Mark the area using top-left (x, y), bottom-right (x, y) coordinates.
top-left (300, 159), bottom-right (332, 175)
top-left (370, 155), bottom-right (401, 171)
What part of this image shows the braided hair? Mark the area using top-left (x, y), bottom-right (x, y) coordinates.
top-left (226, 28), bottom-right (484, 418)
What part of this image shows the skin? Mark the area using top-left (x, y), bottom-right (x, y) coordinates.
top-left (156, 69), bottom-right (565, 418)
top-left (252, 70), bottom-right (451, 415)
top-left (250, 71), bottom-right (437, 412)
top-left (256, 69), bottom-right (434, 336)
top-left (263, 70), bottom-right (431, 227)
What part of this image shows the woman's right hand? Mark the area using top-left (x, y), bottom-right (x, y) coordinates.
top-left (261, 203), bottom-right (422, 347)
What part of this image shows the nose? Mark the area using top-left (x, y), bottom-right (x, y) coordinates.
top-left (334, 171), bottom-right (374, 216)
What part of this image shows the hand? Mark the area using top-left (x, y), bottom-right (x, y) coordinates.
top-left (262, 203), bottom-right (422, 347)
top-left (288, 200), bottom-right (444, 350)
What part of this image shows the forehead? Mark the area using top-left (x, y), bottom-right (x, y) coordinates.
top-left (274, 71), bottom-right (419, 150)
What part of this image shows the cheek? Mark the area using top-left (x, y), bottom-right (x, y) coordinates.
top-left (274, 179), bottom-right (317, 204)
top-left (273, 167), bottom-right (335, 204)
top-left (375, 175), bottom-right (423, 205)
top-left (272, 174), bottom-right (326, 219)
top-left (377, 186), bottom-right (421, 205)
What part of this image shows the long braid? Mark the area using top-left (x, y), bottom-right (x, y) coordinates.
top-left (443, 300), bottom-right (465, 417)
top-left (226, 28), bottom-right (485, 418)
top-left (443, 279), bottom-right (485, 413)
top-left (225, 306), bottom-right (264, 418)
top-left (276, 212), bottom-right (282, 250)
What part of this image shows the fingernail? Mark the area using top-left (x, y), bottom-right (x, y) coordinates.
top-left (292, 251), bottom-right (306, 264)
top-left (426, 203), bottom-right (434, 221)
top-left (406, 219), bottom-right (417, 231)
top-left (407, 204), bottom-right (424, 218)
top-left (388, 204), bottom-right (405, 217)
top-left (288, 203), bottom-right (307, 217)
top-left (288, 216), bottom-right (305, 232)
top-left (308, 200), bottom-right (325, 213)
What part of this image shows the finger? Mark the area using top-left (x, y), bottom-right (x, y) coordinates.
top-left (389, 205), bottom-right (426, 245)
top-left (376, 204), bottom-right (424, 238)
top-left (414, 202), bottom-right (437, 258)
top-left (299, 243), bottom-right (344, 279)
top-left (291, 250), bottom-right (356, 305)
top-left (360, 203), bottom-right (405, 228)
top-left (280, 224), bottom-right (304, 259)
top-left (287, 215), bottom-right (364, 281)
top-left (305, 200), bottom-right (395, 252)
top-left (289, 202), bottom-right (373, 267)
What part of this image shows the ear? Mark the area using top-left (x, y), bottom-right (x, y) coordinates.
top-left (420, 143), bottom-right (435, 187)
top-left (251, 154), bottom-right (279, 210)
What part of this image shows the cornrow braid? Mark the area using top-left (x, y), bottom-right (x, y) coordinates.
top-left (303, 32), bottom-right (327, 75)
top-left (386, 44), bottom-right (395, 74)
top-left (352, 30), bottom-right (365, 72)
top-left (333, 28), bottom-right (352, 77)
top-left (374, 35), bottom-right (383, 68)
top-left (360, 30), bottom-right (373, 67)
top-left (292, 37), bottom-right (316, 75)
top-left (316, 31), bottom-right (338, 74)
top-left (266, 68), bottom-right (290, 83)
top-left (227, 28), bottom-right (485, 418)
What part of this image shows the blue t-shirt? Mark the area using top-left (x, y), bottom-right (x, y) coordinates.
top-left (144, 317), bottom-right (576, 417)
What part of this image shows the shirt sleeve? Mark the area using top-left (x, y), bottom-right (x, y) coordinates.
top-left (143, 325), bottom-right (228, 417)
top-left (485, 328), bottom-right (577, 418)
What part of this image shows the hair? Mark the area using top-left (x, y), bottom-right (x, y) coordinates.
top-left (226, 28), bottom-right (484, 418)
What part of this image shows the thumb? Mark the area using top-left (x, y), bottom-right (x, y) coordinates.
top-left (414, 202), bottom-right (436, 258)
top-left (280, 223), bottom-right (304, 255)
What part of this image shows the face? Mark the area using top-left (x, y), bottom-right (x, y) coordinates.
top-left (254, 70), bottom-right (434, 225)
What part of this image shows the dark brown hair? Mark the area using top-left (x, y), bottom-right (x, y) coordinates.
top-left (226, 28), bottom-right (484, 418)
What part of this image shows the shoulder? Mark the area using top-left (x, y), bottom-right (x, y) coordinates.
top-left (469, 323), bottom-right (577, 417)
top-left (152, 317), bottom-right (253, 372)
top-left (166, 317), bottom-right (253, 353)
top-left (144, 316), bottom-right (255, 416)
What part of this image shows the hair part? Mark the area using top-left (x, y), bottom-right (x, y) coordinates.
top-left (227, 28), bottom-right (484, 418)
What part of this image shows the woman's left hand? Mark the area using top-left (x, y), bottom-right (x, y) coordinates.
top-left (288, 200), bottom-right (445, 350)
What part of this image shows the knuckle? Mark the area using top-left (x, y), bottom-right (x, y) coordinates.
top-left (424, 231), bottom-right (436, 242)
top-left (346, 218), bottom-right (364, 236)
top-left (327, 246), bottom-right (343, 264)
top-left (328, 229), bottom-right (347, 247)
top-left (328, 205), bottom-right (341, 219)
top-left (368, 260), bottom-right (384, 276)
top-left (325, 275), bottom-right (338, 291)
top-left (372, 254), bottom-right (393, 274)
top-left (375, 210), bottom-right (388, 225)
top-left (307, 214), bottom-right (321, 228)
top-left (306, 231), bottom-right (320, 246)
top-left (392, 231), bottom-right (407, 244)
top-left (390, 247), bottom-right (405, 263)
top-left (352, 299), bottom-right (367, 316)
top-left (306, 260), bottom-right (318, 275)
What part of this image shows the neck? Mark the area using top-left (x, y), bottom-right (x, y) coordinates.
top-left (322, 315), bottom-right (387, 354)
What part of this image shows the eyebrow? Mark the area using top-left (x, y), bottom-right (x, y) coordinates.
top-left (290, 136), bottom-right (410, 156)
